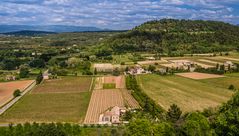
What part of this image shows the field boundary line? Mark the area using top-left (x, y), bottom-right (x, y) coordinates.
top-left (0, 81), bottom-right (36, 115)
top-left (89, 77), bottom-right (94, 91)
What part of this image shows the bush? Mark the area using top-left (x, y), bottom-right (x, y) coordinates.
top-left (19, 66), bottom-right (29, 78)
top-left (13, 89), bottom-right (21, 97)
top-left (166, 104), bottom-right (182, 122)
top-left (36, 72), bottom-right (43, 84)
top-left (121, 62), bottom-right (125, 65)
top-left (228, 84), bottom-right (235, 90)
top-left (112, 68), bottom-right (120, 76)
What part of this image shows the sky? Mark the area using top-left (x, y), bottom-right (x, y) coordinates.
top-left (0, 0), bottom-right (239, 30)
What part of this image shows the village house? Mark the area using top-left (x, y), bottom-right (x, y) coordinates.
top-left (145, 56), bottom-right (156, 60)
top-left (99, 106), bottom-right (125, 124)
top-left (5, 75), bottom-right (16, 81)
top-left (224, 61), bottom-right (235, 70)
top-left (43, 70), bottom-right (51, 80)
top-left (127, 66), bottom-right (151, 75)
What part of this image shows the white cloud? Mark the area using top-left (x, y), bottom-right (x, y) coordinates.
top-left (0, 0), bottom-right (238, 29)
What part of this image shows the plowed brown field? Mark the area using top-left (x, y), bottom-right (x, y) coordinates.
top-left (84, 89), bottom-right (124, 124)
top-left (0, 80), bottom-right (35, 107)
top-left (84, 75), bottom-right (139, 124)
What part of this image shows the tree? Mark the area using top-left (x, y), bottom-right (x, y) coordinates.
top-left (216, 63), bottom-right (219, 70)
top-left (153, 122), bottom-right (175, 136)
top-left (36, 71), bottom-right (43, 84)
top-left (113, 68), bottom-right (120, 76)
top-left (126, 119), bottom-right (152, 136)
top-left (214, 91), bottom-right (239, 135)
top-left (19, 65), bottom-right (29, 78)
top-left (13, 89), bottom-right (21, 97)
top-left (59, 61), bottom-right (68, 68)
top-left (94, 68), bottom-right (97, 75)
top-left (228, 84), bottom-right (235, 90)
top-left (29, 58), bottom-right (45, 68)
top-left (166, 104), bottom-right (182, 122)
top-left (181, 112), bottom-right (212, 136)
top-left (148, 65), bottom-right (156, 72)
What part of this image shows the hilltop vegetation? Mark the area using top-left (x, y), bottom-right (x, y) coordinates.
top-left (100, 19), bottom-right (239, 56)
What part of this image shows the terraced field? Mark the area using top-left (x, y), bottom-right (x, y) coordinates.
top-left (137, 74), bottom-right (233, 112)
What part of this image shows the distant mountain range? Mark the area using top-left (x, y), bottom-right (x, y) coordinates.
top-left (0, 25), bottom-right (107, 33)
top-left (1, 30), bottom-right (57, 36)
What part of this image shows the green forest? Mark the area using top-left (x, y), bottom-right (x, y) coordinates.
top-left (99, 19), bottom-right (239, 56)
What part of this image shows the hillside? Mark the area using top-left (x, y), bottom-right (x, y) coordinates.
top-left (101, 19), bottom-right (239, 56)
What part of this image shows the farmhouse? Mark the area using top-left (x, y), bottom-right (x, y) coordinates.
top-left (224, 61), bottom-right (236, 70)
top-left (43, 70), bottom-right (50, 80)
top-left (99, 106), bottom-right (125, 124)
top-left (127, 66), bottom-right (151, 75)
top-left (5, 75), bottom-right (16, 81)
top-left (145, 56), bottom-right (156, 60)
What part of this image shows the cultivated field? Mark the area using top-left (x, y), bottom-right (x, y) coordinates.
top-left (84, 75), bottom-right (139, 124)
top-left (84, 89), bottom-right (125, 124)
top-left (137, 74), bottom-right (233, 112)
top-left (0, 80), bottom-right (35, 107)
top-left (0, 77), bottom-right (92, 123)
top-left (120, 89), bottom-right (140, 109)
top-left (33, 76), bottom-right (92, 93)
top-left (176, 72), bottom-right (225, 80)
top-left (201, 73), bottom-right (239, 89)
top-left (95, 76), bottom-right (125, 89)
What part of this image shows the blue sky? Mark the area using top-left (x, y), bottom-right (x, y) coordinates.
top-left (0, 0), bottom-right (239, 29)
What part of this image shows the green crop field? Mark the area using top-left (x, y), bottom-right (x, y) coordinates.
top-left (0, 77), bottom-right (93, 123)
top-left (103, 83), bottom-right (116, 89)
top-left (33, 76), bottom-right (92, 93)
top-left (137, 74), bottom-right (233, 112)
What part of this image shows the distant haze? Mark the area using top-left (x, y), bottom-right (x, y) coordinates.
top-left (0, 25), bottom-right (105, 33)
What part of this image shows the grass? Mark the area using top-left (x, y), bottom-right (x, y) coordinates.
top-left (0, 92), bottom-right (91, 123)
top-left (0, 76), bottom-right (93, 123)
top-left (103, 83), bottom-right (116, 89)
top-left (112, 54), bottom-right (133, 64)
top-left (137, 74), bottom-right (233, 112)
top-left (200, 73), bottom-right (239, 89)
top-left (33, 76), bottom-right (92, 93)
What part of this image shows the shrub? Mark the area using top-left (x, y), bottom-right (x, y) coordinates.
top-left (228, 84), bottom-right (235, 90)
top-left (36, 72), bottom-right (43, 84)
top-left (13, 89), bottom-right (21, 97)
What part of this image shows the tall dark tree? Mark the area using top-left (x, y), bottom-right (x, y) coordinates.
top-left (166, 104), bottom-right (182, 122)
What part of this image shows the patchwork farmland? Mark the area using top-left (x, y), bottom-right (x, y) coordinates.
top-left (137, 74), bottom-right (233, 112)
top-left (0, 77), bottom-right (92, 123)
top-left (0, 80), bottom-right (35, 107)
top-left (84, 76), bottom-right (139, 124)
